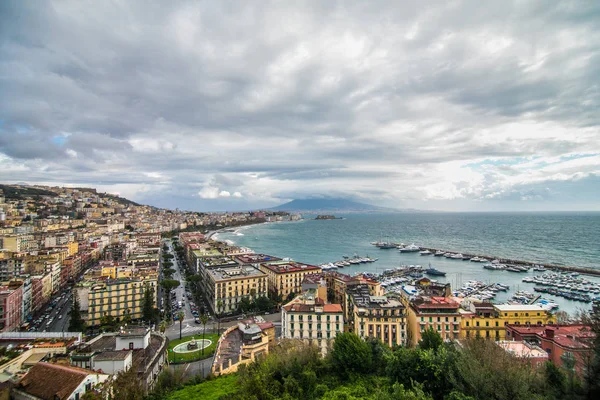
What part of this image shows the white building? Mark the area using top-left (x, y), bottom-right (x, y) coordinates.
top-left (281, 289), bottom-right (344, 354)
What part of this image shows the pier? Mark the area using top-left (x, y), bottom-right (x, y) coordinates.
top-left (416, 246), bottom-right (600, 277)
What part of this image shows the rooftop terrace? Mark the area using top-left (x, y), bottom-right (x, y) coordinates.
top-left (260, 261), bottom-right (321, 274)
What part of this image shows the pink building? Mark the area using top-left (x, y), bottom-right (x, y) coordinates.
top-left (0, 285), bottom-right (23, 332)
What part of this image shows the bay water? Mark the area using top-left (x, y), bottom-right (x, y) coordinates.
top-left (217, 212), bottom-right (600, 315)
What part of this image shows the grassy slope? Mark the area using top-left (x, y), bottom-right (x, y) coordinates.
top-left (168, 334), bottom-right (220, 363)
top-left (167, 374), bottom-right (239, 400)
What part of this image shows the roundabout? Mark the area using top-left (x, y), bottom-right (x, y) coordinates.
top-left (172, 338), bottom-right (212, 354)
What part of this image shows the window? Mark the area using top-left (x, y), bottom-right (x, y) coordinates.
top-left (466, 321), bottom-right (469, 327)
top-left (129, 342), bottom-right (134, 350)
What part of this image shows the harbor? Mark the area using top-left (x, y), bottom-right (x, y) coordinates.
top-left (373, 241), bottom-right (600, 277)
top-left (216, 214), bottom-right (600, 316)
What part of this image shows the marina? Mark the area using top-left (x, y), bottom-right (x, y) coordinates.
top-left (217, 213), bottom-right (600, 316)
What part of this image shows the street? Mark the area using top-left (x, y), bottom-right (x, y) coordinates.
top-left (31, 289), bottom-right (73, 333)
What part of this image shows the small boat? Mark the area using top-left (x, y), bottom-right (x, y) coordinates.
top-left (450, 253), bottom-right (464, 259)
top-left (434, 251), bottom-right (445, 256)
top-left (399, 244), bottom-right (420, 253)
top-left (425, 266), bottom-right (446, 276)
top-left (419, 250), bottom-right (432, 256)
top-left (470, 257), bottom-right (481, 262)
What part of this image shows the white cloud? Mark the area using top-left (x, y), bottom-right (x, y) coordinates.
top-left (219, 190), bottom-right (231, 197)
top-left (233, 191), bottom-right (243, 198)
top-left (198, 186), bottom-right (219, 199)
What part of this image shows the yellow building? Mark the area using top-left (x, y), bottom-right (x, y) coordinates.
top-left (258, 262), bottom-right (322, 300)
top-left (346, 285), bottom-right (408, 347)
top-left (407, 296), bottom-right (461, 346)
top-left (460, 303), bottom-right (556, 341)
top-left (206, 265), bottom-right (268, 314)
top-left (76, 278), bottom-right (158, 326)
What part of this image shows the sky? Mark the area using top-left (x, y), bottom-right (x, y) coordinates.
top-left (0, 1), bottom-right (599, 212)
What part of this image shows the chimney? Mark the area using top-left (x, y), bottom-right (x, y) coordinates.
top-left (545, 328), bottom-right (554, 338)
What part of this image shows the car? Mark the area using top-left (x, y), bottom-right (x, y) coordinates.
top-left (58, 315), bottom-right (62, 319)
top-left (194, 319), bottom-right (201, 324)
top-left (265, 312), bottom-right (270, 315)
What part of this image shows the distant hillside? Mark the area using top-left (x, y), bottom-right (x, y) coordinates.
top-left (270, 198), bottom-right (399, 213)
top-left (0, 184), bottom-right (57, 199)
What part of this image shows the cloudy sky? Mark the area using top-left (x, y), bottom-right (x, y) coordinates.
top-left (1, 1), bottom-right (599, 211)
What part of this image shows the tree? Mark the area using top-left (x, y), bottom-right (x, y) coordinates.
top-left (216, 299), bottom-right (224, 333)
top-left (122, 308), bottom-right (132, 325)
top-left (99, 313), bottom-right (117, 332)
top-left (160, 279), bottom-right (180, 293)
top-left (110, 361), bottom-right (145, 400)
top-left (142, 284), bottom-right (156, 324)
top-left (238, 296), bottom-right (252, 314)
top-left (418, 327), bottom-right (443, 351)
top-left (329, 332), bottom-right (372, 379)
top-left (177, 310), bottom-right (185, 340)
top-left (159, 320), bottom-right (168, 334)
top-left (199, 313), bottom-right (209, 356)
top-left (162, 261), bottom-right (174, 269)
top-left (68, 294), bottom-right (85, 332)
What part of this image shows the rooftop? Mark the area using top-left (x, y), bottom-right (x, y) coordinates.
top-left (207, 265), bottom-right (267, 281)
top-left (93, 350), bottom-right (132, 361)
top-left (235, 254), bottom-right (282, 265)
top-left (349, 285), bottom-right (404, 310)
top-left (508, 324), bottom-right (594, 350)
top-left (497, 341), bottom-right (549, 359)
top-left (411, 296), bottom-right (460, 311)
top-left (260, 261), bottom-right (321, 274)
top-left (16, 362), bottom-right (96, 400)
top-left (494, 304), bottom-right (547, 312)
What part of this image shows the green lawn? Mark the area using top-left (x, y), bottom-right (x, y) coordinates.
top-left (168, 374), bottom-right (239, 400)
top-left (168, 333), bottom-right (220, 363)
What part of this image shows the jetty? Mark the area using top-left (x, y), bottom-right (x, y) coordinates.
top-left (414, 246), bottom-right (600, 277)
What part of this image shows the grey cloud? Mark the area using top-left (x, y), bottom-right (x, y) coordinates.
top-left (0, 0), bottom-right (599, 211)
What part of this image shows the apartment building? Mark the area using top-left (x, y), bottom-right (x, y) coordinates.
top-left (205, 265), bottom-right (268, 314)
top-left (407, 296), bottom-right (461, 345)
top-left (347, 284), bottom-right (408, 347)
top-left (281, 289), bottom-right (344, 353)
top-left (506, 324), bottom-right (594, 376)
top-left (259, 261), bottom-right (322, 300)
top-left (0, 284), bottom-right (23, 332)
top-left (75, 277), bottom-right (157, 326)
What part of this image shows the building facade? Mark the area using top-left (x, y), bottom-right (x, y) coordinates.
top-left (281, 290), bottom-right (344, 353)
top-left (259, 262), bottom-right (321, 300)
top-left (347, 285), bottom-right (407, 347)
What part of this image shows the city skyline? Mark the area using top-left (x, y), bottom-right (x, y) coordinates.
top-left (1, 1), bottom-right (599, 212)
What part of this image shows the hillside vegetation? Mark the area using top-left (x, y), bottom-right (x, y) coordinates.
top-left (165, 330), bottom-right (593, 400)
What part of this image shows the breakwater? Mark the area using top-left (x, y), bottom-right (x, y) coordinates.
top-left (418, 246), bottom-right (600, 277)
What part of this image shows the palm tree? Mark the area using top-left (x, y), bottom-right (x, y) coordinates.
top-left (177, 311), bottom-right (184, 340)
top-left (216, 299), bottom-right (223, 334)
top-left (199, 313), bottom-right (209, 357)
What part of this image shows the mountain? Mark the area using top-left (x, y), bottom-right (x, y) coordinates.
top-left (270, 198), bottom-right (402, 213)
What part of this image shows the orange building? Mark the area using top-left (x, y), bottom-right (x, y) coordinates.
top-left (506, 324), bottom-right (594, 376)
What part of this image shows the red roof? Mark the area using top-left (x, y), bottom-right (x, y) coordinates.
top-left (323, 304), bottom-right (343, 313)
top-left (508, 324), bottom-right (594, 350)
top-left (17, 362), bottom-right (96, 400)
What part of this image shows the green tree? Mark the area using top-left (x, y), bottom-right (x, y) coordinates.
top-left (238, 296), bottom-right (252, 314)
top-left (68, 294), bottom-right (85, 332)
top-left (160, 279), bottom-right (180, 294)
top-left (159, 320), bottom-right (168, 334)
top-left (177, 310), bottom-right (185, 340)
top-left (329, 332), bottom-right (372, 379)
top-left (418, 327), bottom-right (443, 351)
top-left (216, 299), bottom-right (224, 333)
top-left (199, 313), bottom-right (209, 357)
top-left (110, 361), bottom-right (144, 400)
top-left (544, 361), bottom-right (567, 399)
top-left (142, 284), bottom-right (156, 323)
top-left (122, 308), bottom-right (132, 325)
top-left (99, 313), bottom-right (117, 332)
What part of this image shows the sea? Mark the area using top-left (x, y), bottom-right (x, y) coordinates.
top-left (216, 212), bottom-right (600, 315)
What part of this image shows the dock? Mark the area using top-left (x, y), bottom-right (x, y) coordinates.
top-left (417, 246), bottom-right (600, 277)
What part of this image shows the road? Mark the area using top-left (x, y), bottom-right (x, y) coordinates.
top-left (31, 289), bottom-right (73, 333)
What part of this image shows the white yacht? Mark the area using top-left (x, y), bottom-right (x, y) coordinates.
top-left (450, 253), bottom-right (464, 259)
top-left (419, 250), bottom-right (432, 256)
top-left (399, 244), bottom-right (420, 253)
